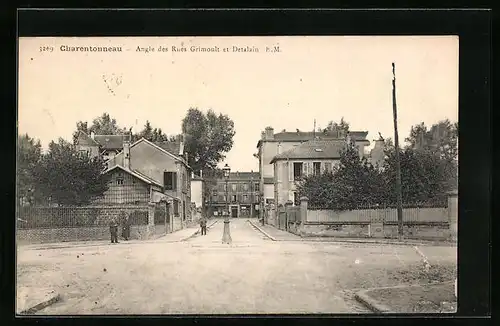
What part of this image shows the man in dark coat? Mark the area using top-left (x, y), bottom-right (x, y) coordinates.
top-left (109, 217), bottom-right (119, 243)
top-left (200, 217), bottom-right (207, 236)
top-left (121, 213), bottom-right (131, 241)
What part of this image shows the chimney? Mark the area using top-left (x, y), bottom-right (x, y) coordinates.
top-left (277, 142), bottom-right (282, 154)
top-left (261, 131), bottom-right (266, 140)
top-left (199, 170), bottom-right (203, 178)
top-left (123, 140), bottom-right (131, 169)
top-left (191, 171), bottom-right (195, 178)
top-left (90, 132), bottom-right (95, 140)
top-left (264, 126), bottom-right (274, 140)
top-left (178, 134), bottom-right (184, 156)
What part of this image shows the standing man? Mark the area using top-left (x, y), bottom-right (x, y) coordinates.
top-left (200, 217), bottom-right (207, 236)
top-left (109, 217), bottom-right (119, 243)
top-left (121, 212), bottom-right (131, 241)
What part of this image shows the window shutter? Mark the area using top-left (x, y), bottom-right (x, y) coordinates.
top-left (172, 172), bottom-right (177, 191)
top-left (288, 162), bottom-right (293, 181)
top-left (302, 162), bottom-right (308, 176)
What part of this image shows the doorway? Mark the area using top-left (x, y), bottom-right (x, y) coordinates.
top-left (231, 207), bottom-right (238, 218)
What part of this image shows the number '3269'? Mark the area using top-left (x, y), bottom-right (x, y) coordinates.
top-left (39, 46), bottom-right (54, 52)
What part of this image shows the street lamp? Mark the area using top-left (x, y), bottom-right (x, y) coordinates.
top-left (222, 163), bottom-right (232, 244)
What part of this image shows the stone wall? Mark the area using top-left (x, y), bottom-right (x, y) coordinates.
top-left (16, 225), bottom-right (150, 245)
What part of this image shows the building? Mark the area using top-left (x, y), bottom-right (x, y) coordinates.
top-left (256, 127), bottom-right (370, 218)
top-left (270, 139), bottom-right (350, 207)
top-left (369, 135), bottom-right (386, 170)
top-left (190, 171), bottom-right (205, 213)
top-left (103, 136), bottom-right (192, 231)
top-left (75, 131), bottom-right (131, 161)
top-left (207, 171), bottom-right (260, 218)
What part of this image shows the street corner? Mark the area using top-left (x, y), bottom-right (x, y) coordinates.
top-left (354, 282), bottom-right (457, 314)
top-left (17, 286), bottom-right (61, 315)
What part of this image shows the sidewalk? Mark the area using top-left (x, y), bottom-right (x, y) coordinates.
top-left (249, 220), bottom-right (456, 247)
top-left (247, 219), bottom-right (301, 241)
top-left (19, 220), bottom-right (219, 251)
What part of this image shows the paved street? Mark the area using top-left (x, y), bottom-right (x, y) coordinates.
top-left (17, 219), bottom-right (456, 315)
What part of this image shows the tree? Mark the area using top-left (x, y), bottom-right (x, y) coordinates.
top-left (297, 142), bottom-right (386, 210)
top-left (17, 134), bottom-right (42, 205)
top-left (182, 108), bottom-right (236, 172)
top-left (32, 138), bottom-right (110, 206)
top-left (132, 120), bottom-right (174, 142)
top-left (383, 147), bottom-right (451, 205)
top-left (323, 117), bottom-right (350, 134)
top-left (405, 119), bottom-right (458, 161)
top-left (72, 113), bottom-right (127, 144)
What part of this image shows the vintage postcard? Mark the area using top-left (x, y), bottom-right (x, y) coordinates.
top-left (17, 36), bottom-right (458, 315)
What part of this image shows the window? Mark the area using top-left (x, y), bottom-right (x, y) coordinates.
top-left (242, 194), bottom-right (248, 202)
top-left (325, 162), bottom-right (332, 173)
top-left (173, 200), bottom-right (179, 216)
top-left (255, 195), bottom-right (260, 202)
top-left (313, 162), bottom-right (321, 175)
top-left (231, 184), bottom-right (237, 192)
top-left (243, 183), bottom-right (249, 191)
top-left (182, 200), bottom-right (186, 220)
top-left (255, 183), bottom-right (260, 192)
top-left (116, 173), bottom-right (124, 185)
top-left (294, 192), bottom-right (299, 206)
top-left (212, 194), bottom-right (218, 202)
top-left (293, 162), bottom-right (303, 180)
top-left (164, 172), bottom-right (177, 191)
top-left (231, 195), bottom-right (237, 202)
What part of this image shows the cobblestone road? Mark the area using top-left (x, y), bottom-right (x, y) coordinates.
top-left (17, 219), bottom-right (456, 315)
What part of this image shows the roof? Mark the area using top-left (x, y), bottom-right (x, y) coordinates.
top-left (103, 165), bottom-right (163, 187)
top-left (106, 138), bottom-right (190, 168)
top-left (93, 134), bottom-right (128, 150)
top-left (270, 139), bottom-right (346, 163)
top-left (76, 131), bottom-right (100, 146)
top-left (228, 172), bottom-right (260, 180)
top-left (257, 130), bottom-right (369, 148)
top-left (154, 141), bottom-right (181, 156)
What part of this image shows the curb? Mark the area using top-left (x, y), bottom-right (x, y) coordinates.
top-left (295, 237), bottom-right (457, 247)
top-left (247, 220), bottom-right (276, 241)
top-left (181, 220), bottom-right (219, 241)
top-left (353, 281), bottom-right (455, 313)
top-left (354, 290), bottom-right (392, 313)
top-left (18, 292), bottom-right (61, 315)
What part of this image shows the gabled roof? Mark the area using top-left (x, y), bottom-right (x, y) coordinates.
top-left (93, 134), bottom-right (128, 150)
top-left (270, 139), bottom-right (347, 163)
top-left (103, 165), bottom-right (163, 187)
top-left (76, 131), bottom-right (100, 146)
top-left (106, 137), bottom-right (190, 168)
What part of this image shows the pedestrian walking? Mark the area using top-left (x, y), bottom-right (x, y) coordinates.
top-left (109, 217), bottom-right (119, 243)
top-left (120, 211), bottom-right (131, 241)
top-left (200, 217), bottom-right (207, 235)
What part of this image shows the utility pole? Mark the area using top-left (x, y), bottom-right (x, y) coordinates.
top-left (392, 63), bottom-right (404, 241)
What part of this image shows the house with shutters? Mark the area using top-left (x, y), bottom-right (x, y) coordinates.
top-left (270, 139), bottom-right (352, 207)
top-left (102, 135), bottom-right (192, 231)
top-left (75, 131), bottom-right (131, 161)
top-left (256, 127), bottom-right (370, 217)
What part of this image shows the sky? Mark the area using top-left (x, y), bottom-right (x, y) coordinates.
top-left (18, 36), bottom-right (458, 172)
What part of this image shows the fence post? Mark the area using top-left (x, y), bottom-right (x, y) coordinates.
top-left (285, 200), bottom-right (293, 231)
top-left (448, 190), bottom-right (458, 241)
top-left (148, 202), bottom-right (155, 240)
top-left (299, 197), bottom-right (308, 235)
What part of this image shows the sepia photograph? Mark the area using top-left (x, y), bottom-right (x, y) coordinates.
top-left (17, 35), bottom-right (458, 315)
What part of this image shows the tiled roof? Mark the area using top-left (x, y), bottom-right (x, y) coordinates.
top-left (270, 139), bottom-right (347, 163)
top-left (154, 141), bottom-right (181, 156)
top-left (93, 135), bottom-right (127, 150)
top-left (76, 131), bottom-right (100, 146)
top-left (257, 130), bottom-right (369, 147)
